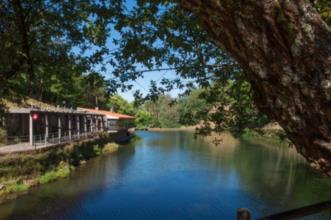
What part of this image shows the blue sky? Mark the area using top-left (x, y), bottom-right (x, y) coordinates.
top-left (97, 34), bottom-right (183, 102)
top-left (96, 0), bottom-right (183, 102)
top-left (116, 71), bottom-right (182, 102)
top-left (74, 0), bottom-right (184, 102)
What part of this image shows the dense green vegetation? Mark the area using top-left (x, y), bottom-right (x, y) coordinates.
top-left (1, 0), bottom-right (329, 138)
top-left (133, 78), bottom-right (269, 135)
top-left (107, 95), bottom-right (135, 115)
top-left (0, 0), bottom-right (261, 137)
top-left (0, 1), bottom-right (124, 108)
top-left (4, 0), bottom-right (331, 207)
top-left (0, 134), bottom-right (119, 199)
top-left (313, 0), bottom-right (331, 24)
top-left (0, 128), bottom-right (6, 147)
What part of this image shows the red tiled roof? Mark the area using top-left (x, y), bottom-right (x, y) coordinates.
top-left (79, 108), bottom-right (135, 119)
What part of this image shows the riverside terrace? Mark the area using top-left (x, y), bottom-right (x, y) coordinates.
top-left (0, 105), bottom-right (135, 154)
top-left (78, 107), bottom-right (135, 131)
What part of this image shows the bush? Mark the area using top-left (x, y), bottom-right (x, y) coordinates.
top-left (4, 183), bottom-right (30, 194)
top-left (93, 144), bottom-right (102, 155)
top-left (0, 134), bottom-right (120, 199)
top-left (102, 143), bottom-right (119, 154)
top-left (38, 161), bottom-right (71, 184)
top-left (0, 128), bottom-right (7, 146)
top-left (135, 110), bottom-right (153, 129)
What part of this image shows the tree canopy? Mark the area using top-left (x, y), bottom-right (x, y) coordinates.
top-left (0, 0), bottom-right (122, 106)
top-left (1, 0), bottom-right (331, 173)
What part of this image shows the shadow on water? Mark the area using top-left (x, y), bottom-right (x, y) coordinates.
top-left (1, 131), bottom-right (331, 220)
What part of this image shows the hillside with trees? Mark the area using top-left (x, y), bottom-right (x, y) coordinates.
top-left (134, 79), bottom-right (269, 136)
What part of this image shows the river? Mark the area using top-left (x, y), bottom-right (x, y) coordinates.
top-left (0, 131), bottom-right (331, 219)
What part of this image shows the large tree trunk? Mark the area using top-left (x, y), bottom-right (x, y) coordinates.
top-left (181, 0), bottom-right (331, 175)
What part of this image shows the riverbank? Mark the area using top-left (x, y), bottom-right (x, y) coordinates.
top-left (0, 133), bottom-right (119, 204)
top-left (147, 126), bottom-right (196, 131)
top-left (0, 124), bottom-right (287, 203)
top-left (1, 130), bottom-right (328, 220)
top-left (241, 122), bottom-right (293, 149)
top-left (197, 121), bottom-right (291, 148)
top-left (147, 125), bottom-right (291, 149)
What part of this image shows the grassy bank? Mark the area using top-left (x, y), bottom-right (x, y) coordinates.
top-left (147, 126), bottom-right (196, 131)
top-left (0, 134), bottom-right (119, 203)
top-left (198, 124), bottom-right (291, 149)
top-left (241, 128), bottom-right (292, 148)
top-left (0, 128), bottom-right (6, 147)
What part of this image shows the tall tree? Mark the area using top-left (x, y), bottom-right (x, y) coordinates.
top-left (177, 89), bottom-right (210, 126)
top-left (1, 0), bottom-right (330, 174)
top-left (143, 95), bottom-right (180, 128)
top-left (107, 94), bottom-right (134, 115)
top-left (181, 0), bottom-right (331, 174)
top-left (82, 72), bottom-right (109, 108)
top-left (106, 0), bottom-right (331, 174)
top-left (0, 0), bottom-right (122, 100)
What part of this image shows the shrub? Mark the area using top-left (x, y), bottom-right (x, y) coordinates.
top-left (102, 143), bottom-right (119, 154)
top-left (38, 161), bottom-right (71, 184)
top-left (0, 128), bottom-right (7, 146)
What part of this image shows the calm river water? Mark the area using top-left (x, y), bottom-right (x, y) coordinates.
top-left (1, 131), bottom-right (331, 220)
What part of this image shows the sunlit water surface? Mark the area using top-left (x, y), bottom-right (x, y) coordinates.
top-left (1, 131), bottom-right (331, 220)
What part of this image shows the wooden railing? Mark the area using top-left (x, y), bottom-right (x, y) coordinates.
top-left (237, 199), bottom-right (331, 220)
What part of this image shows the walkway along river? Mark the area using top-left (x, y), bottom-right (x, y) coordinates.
top-left (0, 131), bottom-right (331, 219)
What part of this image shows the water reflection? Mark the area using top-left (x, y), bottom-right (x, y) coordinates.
top-left (0, 145), bottom-right (135, 220)
top-left (0, 131), bottom-right (330, 220)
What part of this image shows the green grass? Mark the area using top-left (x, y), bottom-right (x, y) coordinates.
top-left (38, 162), bottom-right (71, 184)
top-left (0, 178), bottom-right (33, 196)
top-left (0, 134), bottom-right (122, 201)
top-left (93, 144), bottom-right (102, 155)
top-left (0, 127), bottom-right (7, 146)
top-left (102, 143), bottom-right (119, 154)
top-left (5, 183), bottom-right (30, 193)
top-left (241, 129), bottom-right (292, 148)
